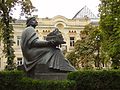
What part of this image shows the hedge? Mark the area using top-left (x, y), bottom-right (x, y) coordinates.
top-left (16, 78), bottom-right (75, 90)
top-left (0, 70), bottom-right (25, 90)
top-left (2, 70), bottom-right (120, 90)
top-left (0, 70), bottom-right (76, 90)
top-left (67, 70), bottom-right (120, 90)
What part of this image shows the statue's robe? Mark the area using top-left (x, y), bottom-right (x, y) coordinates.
top-left (21, 26), bottom-right (76, 71)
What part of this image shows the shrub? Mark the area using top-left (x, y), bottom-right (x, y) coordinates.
top-left (0, 70), bottom-right (76, 90)
top-left (0, 70), bottom-right (25, 90)
top-left (17, 78), bottom-right (76, 90)
top-left (67, 70), bottom-right (120, 90)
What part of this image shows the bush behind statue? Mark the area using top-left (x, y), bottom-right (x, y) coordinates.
top-left (0, 70), bottom-right (76, 90)
top-left (67, 70), bottom-right (120, 90)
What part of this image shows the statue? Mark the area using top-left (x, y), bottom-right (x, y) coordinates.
top-left (20, 17), bottom-right (76, 76)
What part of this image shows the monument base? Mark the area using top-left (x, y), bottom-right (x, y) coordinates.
top-left (35, 72), bottom-right (67, 80)
top-left (17, 64), bottom-right (68, 80)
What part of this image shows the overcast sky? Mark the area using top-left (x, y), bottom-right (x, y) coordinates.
top-left (31, 0), bottom-right (100, 19)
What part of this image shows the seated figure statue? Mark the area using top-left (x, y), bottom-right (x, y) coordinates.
top-left (20, 17), bottom-right (76, 75)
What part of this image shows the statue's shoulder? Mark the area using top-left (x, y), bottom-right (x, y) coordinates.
top-left (22, 27), bottom-right (35, 37)
top-left (25, 26), bottom-right (34, 30)
top-left (24, 26), bottom-right (35, 33)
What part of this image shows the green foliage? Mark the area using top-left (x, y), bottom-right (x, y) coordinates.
top-left (67, 24), bottom-right (102, 69)
top-left (68, 70), bottom-right (120, 90)
top-left (17, 78), bottom-right (76, 90)
top-left (66, 51), bottom-right (79, 69)
top-left (0, 0), bottom-right (35, 70)
top-left (99, 0), bottom-right (120, 68)
top-left (0, 70), bottom-right (25, 90)
top-left (0, 70), bottom-right (76, 90)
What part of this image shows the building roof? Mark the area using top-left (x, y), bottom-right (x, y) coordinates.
top-left (73, 6), bottom-right (97, 19)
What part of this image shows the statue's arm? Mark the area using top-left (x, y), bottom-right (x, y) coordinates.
top-left (26, 28), bottom-right (58, 48)
top-left (30, 39), bottom-right (56, 48)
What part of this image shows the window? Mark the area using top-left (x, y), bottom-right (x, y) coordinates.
top-left (17, 58), bottom-right (23, 66)
top-left (70, 37), bottom-right (74, 47)
top-left (56, 23), bottom-right (64, 30)
top-left (17, 36), bottom-right (21, 46)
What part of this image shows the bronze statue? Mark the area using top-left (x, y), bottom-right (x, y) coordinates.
top-left (21, 17), bottom-right (76, 73)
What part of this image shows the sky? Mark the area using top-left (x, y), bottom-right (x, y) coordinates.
top-left (31, 0), bottom-right (100, 19)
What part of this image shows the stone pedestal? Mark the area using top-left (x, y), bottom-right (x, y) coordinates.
top-left (17, 64), bottom-right (68, 80)
top-left (35, 73), bottom-right (67, 80)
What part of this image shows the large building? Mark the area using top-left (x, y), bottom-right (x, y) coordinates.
top-left (0, 6), bottom-right (99, 70)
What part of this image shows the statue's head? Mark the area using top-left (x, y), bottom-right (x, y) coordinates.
top-left (46, 28), bottom-right (66, 44)
top-left (26, 17), bottom-right (38, 28)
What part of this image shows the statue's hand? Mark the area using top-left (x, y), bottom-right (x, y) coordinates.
top-left (48, 40), bottom-right (59, 47)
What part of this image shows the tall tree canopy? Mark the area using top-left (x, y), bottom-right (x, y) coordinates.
top-left (67, 24), bottom-right (101, 69)
top-left (0, 0), bottom-right (35, 70)
top-left (99, 0), bottom-right (120, 68)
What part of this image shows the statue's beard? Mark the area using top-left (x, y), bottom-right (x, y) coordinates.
top-left (31, 25), bottom-right (37, 28)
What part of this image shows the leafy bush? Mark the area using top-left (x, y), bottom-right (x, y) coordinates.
top-left (67, 70), bottom-right (120, 90)
top-left (0, 70), bottom-right (25, 90)
top-left (0, 70), bottom-right (76, 90)
top-left (16, 78), bottom-right (76, 90)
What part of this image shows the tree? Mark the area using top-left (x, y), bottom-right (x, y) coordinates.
top-left (75, 24), bottom-right (100, 68)
top-left (99, 0), bottom-right (120, 69)
top-left (66, 51), bottom-right (79, 69)
top-left (67, 24), bottom-right (101, 69)
top-left (0, 0), bottom-right (35, 70)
